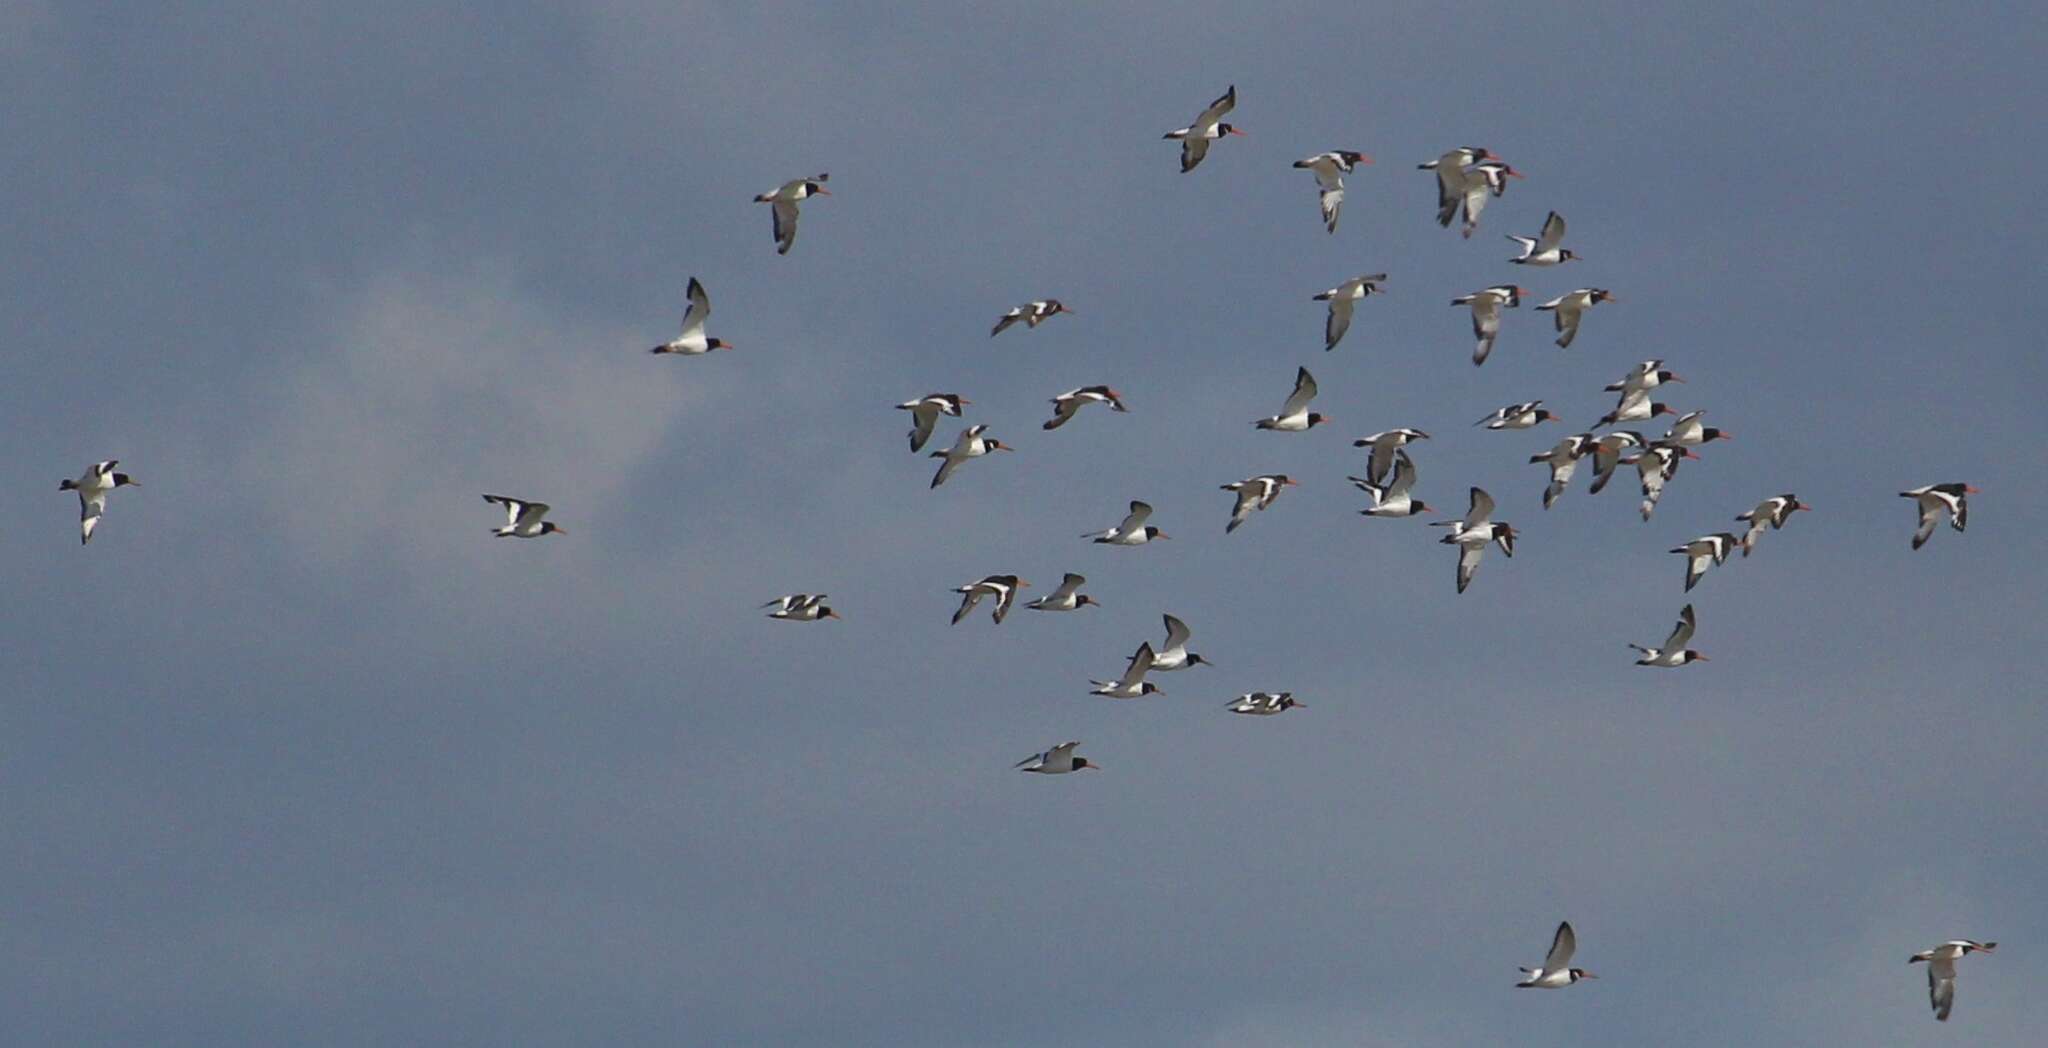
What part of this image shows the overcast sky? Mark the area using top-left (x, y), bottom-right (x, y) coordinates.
top-left (4, 2), bottom-right (2044, 1044)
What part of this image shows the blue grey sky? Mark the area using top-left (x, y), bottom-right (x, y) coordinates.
top-left (5, 2), bottom-right (2045, 1044)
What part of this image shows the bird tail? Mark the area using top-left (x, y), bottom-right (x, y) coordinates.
top-left (59, 479), bottom-right (76, 491)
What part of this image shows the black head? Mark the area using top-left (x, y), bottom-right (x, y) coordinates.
top-left (1560, 249), bottom-right (1580, 262)
top-left (1187, 653), bottom-right (1211, 668)
top-left (1077, 595), bottom-right (1100, 609)
top-left (708, 338), bottom-right (733, 351)
top-left (1411, 500), bottom-right (1435, 515)
top-left (1306, 413), bottom-right (1331, 428)
top-left (1533, 410), bottom-right (1557, 423)
top-left (1071, 757), bottom-right (1096, 771)
top-left (112, 473), bottom-right (138, 488)
top-left (1140, 683), bottom-right (1163, 695)
top-left (540, 522), bottom-right (566, 536)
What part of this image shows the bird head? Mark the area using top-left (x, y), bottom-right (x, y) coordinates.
top-left (1219, 124), bottom-right (1246, 136)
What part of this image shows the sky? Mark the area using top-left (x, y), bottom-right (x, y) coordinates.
top-left (4, 2), bottom-right (2045, 1044)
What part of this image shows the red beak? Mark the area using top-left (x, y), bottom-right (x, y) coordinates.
top-left (1965, 485), bottom-right (1982, 493)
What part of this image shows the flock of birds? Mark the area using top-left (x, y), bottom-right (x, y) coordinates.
top-left (55, 83), bottom-right (1998, 1022)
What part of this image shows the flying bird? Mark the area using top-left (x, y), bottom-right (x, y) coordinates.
top-left (1044, 386), bottom-right (1129, 430)
top-left (991, 299), bottom-right (1072, 337)
top-left (896, 393), bottom-right (968, 453)
top-left (1085, 500), bottom-right (1169, 546)
top-left (952, 575), bottom-right (1029, 625)
top-left (1150, 614), bottom-right (1211, 671)
top-left (1909, 940), bottom-right (1995, 1022)
top-left (1535, 288), bottom-right (1615, 349)
top-left (1734, 494), bottom-right (1809, 556)
top-left (1631, 444), bottom-right (1698, 521)
top-left (1090, 641), bottom-right (1163, 698)
top-left (1314, 273), bottom-right (1387, 351)
top-left (1293, 150), bottom-right (1371, 232)
top-left (1434, 487), bottom-right (1516, 594)
top-left (1351, 450), bottom-right (1434, 518)
top-left (1661, 410), bottom-right (1731, 447)
top-left (753, 172), bottom-right (830, 255)
top-left (929, 424), bottom-right (1011, 488)
top-left (1222, 474), bottom-right (1297, 533)
top-left (1352, 428), bottom-right (1430, 486)
top-left (1451, 285), bottom-right (1523, 366)
top-left (1900, 483), bottom-right (1976, 549)
top-left (1529, 433), bottom-right (1597, 509)
top-left (59, 460), bottom-right (138, 545)
top-left (1587, 431), bottom-right (1647, 495)
top-left (649, 277), bottom-right (733, 355)
top-left (1254, 367), bottom-right (1330, 431)
top-left (482, 494), bottom-right (565, 538)
top-left (1671, 533), bottom-right (1740, 592)
top-left (1506, 210), bottom-right (1578, 265)
top-left (1027, 572), bottom-right (1097, 612)
top-left (762, 594), bottom-right (840, 621)
top-left (1164, 85), bottom-right (1243, 173)
top-left (1226, 692), bottom-right (1306, 715)
top-left (1595, 387), bottom-right (1677, 428)
top-left (1516, 922), bottom-right (1596, 988)
top-left (1016, 740), bottom-right (1099, 774)
top-left (1607, 360), bottom-right (1683, 396)
top-left (1631, 604), bottom-right (1708, 666)
top-left (1420, 146), bottom-right (1511, 236)
top-left (1475, 401), bottom-right (1560, 430)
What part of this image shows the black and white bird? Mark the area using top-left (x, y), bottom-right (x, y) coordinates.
top-left (896, 393), bottom-right (969, 453)
top-left (1226, 692), bottom-right (1305, 715)
top-left (1090, 641), bottom-right (1162, 698)
top-left (1085, 500), bottom-right (1169, 546)
top-left (1475, 401), bottom-right (1560, 430)
top-left (1420, 146), bottom-right (1509, 236)
top-left (1900, 483), bottom-right (1977, 550)
top-left (1909, 940), bottom-right (1996, 1022)
top-left (1254, 367), bottom-right (1331, 431)
top-left (952, 575), bottom-right (1030, 625)
top-left (1164, 85), bottom-right (1243, 173)
top-left (753, 173), bottom-right (829, 255)
top-left (1016, 740), bottom-right (1099, 774)
top-left (991, 299), bottom-right (1072, 337)
top-left (1516, 922), bottom-right (1596, 988)
top-left (1352, 428), bottom-right (1431, 486)
top-left (1314, 273), bottom-right (1388, 351)
top-left (1595, 387), bottom-right (1677, 428)
top-left (929, 424), bottom-right (1011, 488)
top-left (1451, 285), bottom-right (1523, 366)
top-left (1670, 533), bottom-right (1740, 592)
top-left (1587, 431), bottom-right (1647, 495)
top-left (1535, 288), bottom-right (1615, 349)
top-left (1222, 474), bottom-right (1298, 533)
top-left (1506, 210), bottom-right (1578, 266)
top-left (1351, 450), bottom-right (1434, 518)
top-left (762, 594), bottom-right (840, 621)
top-left (1631, 603), bottom-right (1708, 666)
top-left (1293, 150), bottom-right (1371, 233)
top-left (1044, 386), bottom-right (1129, 430)
top-left (1027, 572), bottom-right (1098, 612)
top-left (482, 494), bottom-right (565, 538)
top-left (1734, 494), bottom-right (1809, 556)
top-left (59, 460), bottom-right (139, 545)
top-left (1606, 360), bottom-right (1683, 396)
top-left (1529, 433), bottom-right (1597, 510)
top-left (1630, 444), bottom-right (1698, 521)
top-left (1662, 410), bottom-right (1731, 447)
top-left (1458, 159), bottom-right (1523, 239)
top-left (1150, 614), bottom-right (1210, 670)
top-left (1434, 487), bottom-right (1516, 594)
top-left (649, 277), bottom-right (733, 355)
